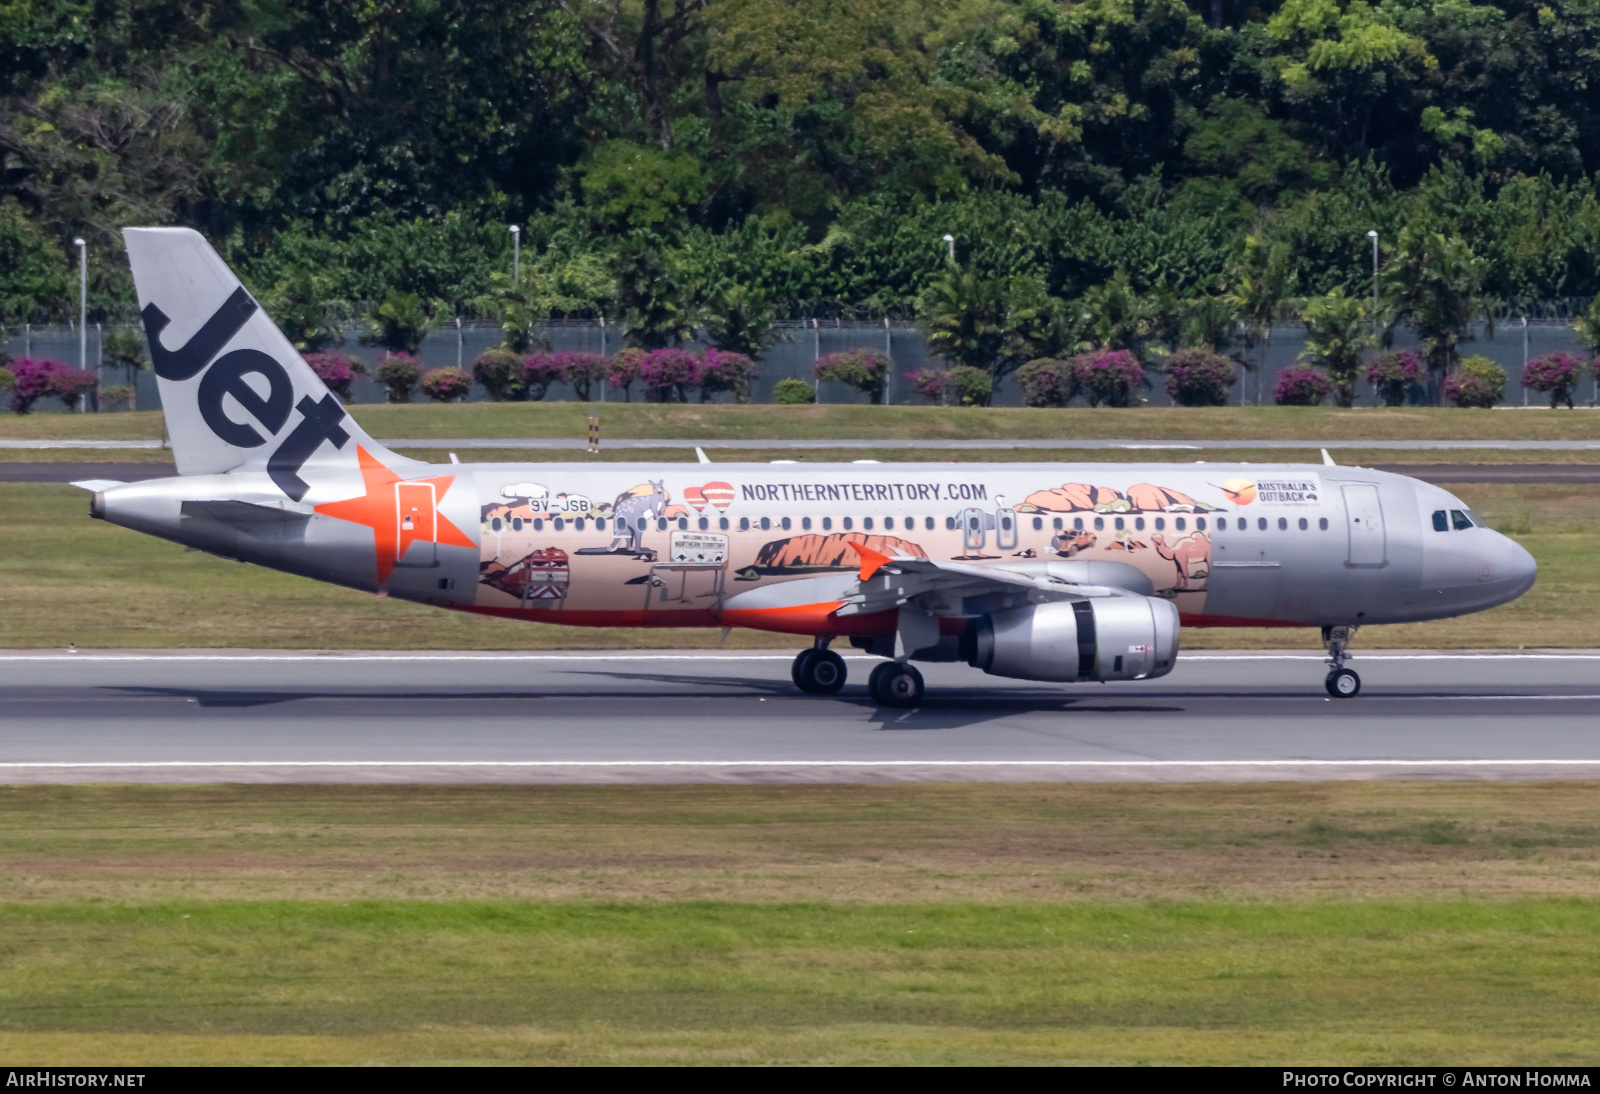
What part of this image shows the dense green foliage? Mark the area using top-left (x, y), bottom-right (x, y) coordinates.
top-left (7, 0), bottom-right (1600, 371)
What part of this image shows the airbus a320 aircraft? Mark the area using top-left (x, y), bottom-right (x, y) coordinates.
top-left (76, 229), bottom-right (1538, 705)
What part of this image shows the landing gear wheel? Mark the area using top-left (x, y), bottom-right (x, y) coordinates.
top-left (1325, 668), bottom-right (1361, 698)
top-left (791, 649), bottom-right (818, 691)
top-left (794, 648), bottom-right (846, 694)
top-left (869, 662), bottom-right (925, 708)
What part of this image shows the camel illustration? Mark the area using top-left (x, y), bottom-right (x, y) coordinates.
top-left (1152, 531), bottom-right (1210, 591)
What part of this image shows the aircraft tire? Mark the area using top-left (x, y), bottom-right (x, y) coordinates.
top-left (1325, 668), bottom-right (1361, 698)
top-left (870, 662), bottom-right (924, 708)
top-left (798, 649), bottom-right (847, 695)
top-left (791, 649), bottom-right (819, 692)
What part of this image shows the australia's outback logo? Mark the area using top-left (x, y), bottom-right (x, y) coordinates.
top-left (141, 286), bottom-right (350, 501)
top-left (1212, 476), bottom-right (1320, 507)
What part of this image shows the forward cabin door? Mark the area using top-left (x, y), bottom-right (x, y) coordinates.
top-left (396, 481), bottom-right (439, 567)
top-left (1342, 483), bottom-right (1387, 567)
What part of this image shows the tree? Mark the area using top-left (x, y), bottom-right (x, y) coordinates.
top-left (1383, 231), bottom-right (1494, 402)
top-left (919, 265), bottom-right (1007, 401)
top-left (361, 292), bottom-right (435, 356)
top-left (702, 285), bottom-right (782, 360)
top-left (101, 331), bottom-right (149, 413)
top-left (1298, 288), bottom-right (1371, 408)
top-left (1224, 235), bottom-right (1297, 404)
top-left (263, 270), bottom-right (343, 353)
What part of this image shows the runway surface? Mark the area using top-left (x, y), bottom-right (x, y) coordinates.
top-left (1, 650), bottom-right (1597, 784)
top-left (6, 462), bottom-right (1600, 484)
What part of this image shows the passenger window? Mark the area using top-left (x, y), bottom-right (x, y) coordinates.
top-left (554, 518), bottom-right (565, 531)
top-left (657, 518), bottom-right (668, 531)
top-left (739, 517), bottom-right (750, 531)
top-left (1451, 509), bottom-right (1472, 531)
top-left (575, 518), bottom-right (585, 531)
top-left (823, 517), bottom-right (833, 531)
top-left (678, 517), bottom-right (688, 531)
top-left (883, 517), bottom-right (894, 530)
top-left (781, 517), bottom-right (791, 531)
top-left (1053, 517), bottom-right (1063, 531)
top-left (925, 517), bottom-right (935, 531)
top-left (1278, 517), bottom-right (1287, 531)
top-left (843, 517), bottom-right (853, 530)
top-left (1073, 517), bottom-right (1084, 531)
top-left (1154, 517), bottom-right (1164, 531)
top-left (1114, 517), bottom-right (1125, 531)
top-left (1033, 517), bottom-right (1043, 531)
top-left (511, 517), bottom-right (523, 532)
top-left (533, 518), bottom-right (543, 531)
top-left (945, 517), bottom-right (956, 530)
top-left (719, 517), bottom-right (729, 531)
top-left (1135, 517), bottom-right (1146, 531)
top-left (698, 516), bottom-right (709, 531)
top-left (596, 518), bottom-right (606, 531)
top-left (1176, 517), bottom-right (1186, 531)
top-left (760, 517), bottom-right (771, 531)
top-left (1195, 517), bottom-right (1205, 531)
top-left (863, 517), bottom-right (874, 531)
top-left (491, 517), bottom-right (503, 532)
top-left (1319, 517), bottom-right (1328, 530)
top-left (1432, 510), bottom-right (1449, 532)
top-left (802, 517), bottom-right (812, 531)
top-left (1094, 517), bottom-right (1104, 531)
top-left (1298, 518), bottom-right (1308, 531)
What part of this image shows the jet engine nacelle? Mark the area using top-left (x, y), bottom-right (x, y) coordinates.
top-left (962, 596), bottom-right (1180, 682)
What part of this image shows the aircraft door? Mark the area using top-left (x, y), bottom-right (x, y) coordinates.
top-left (396, 481), bottom-right (439, 567)
top-left (995, 506), bottom-right (1018, 551)
top-left (1342, 483), bottom-right (1386, 567)
top-left (962, 507), bottom-right (986, 552)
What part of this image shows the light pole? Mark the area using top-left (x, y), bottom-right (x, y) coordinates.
top-left (74, 237), bottom-right (87, 372)
top-left (1366, 230), bottom-right (1379, 324)
top-left (509, 224), bottom-right (521, 284)
top-left (942, 233), bottom-right (955, 262)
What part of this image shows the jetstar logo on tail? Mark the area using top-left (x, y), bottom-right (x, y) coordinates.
top-left (315, 447), bottom-right (475, 582)
top-left (141, 288), bottom-right (350, 501)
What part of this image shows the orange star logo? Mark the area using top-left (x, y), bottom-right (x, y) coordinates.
top-left (314, 446), bottom-right (476, 582)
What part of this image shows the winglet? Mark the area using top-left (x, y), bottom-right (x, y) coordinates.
top-left (845, 538), bottom-right (892, 581)
top-left (1322, 448), bottom-right (1336, 466)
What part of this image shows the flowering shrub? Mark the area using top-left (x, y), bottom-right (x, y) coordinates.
top-left (552, 352), bottom-right (611, 401)
top-left (1273, 365), bottom-right (1333, 406)
top-left (905, 368), bottom-right (947, 403)
top-left (373, 353), bottom-right (422, 403)
top-left (638, 348), bottom-right (702, 402)
top-left (49, 365), bottom-right (99, 408)
top-left (1014, 358), bottom-right (1074, 408)
top-left (420, 367), bottom-right (472, 402)
top-left (1444, 356), bottom-right (1507, 409)
top-left (9, 359), bottom-right (67, 413)
top-left (473, 347), bottom-right (526, 401)
top-left (1521, 351), bottom-right (1585, 409)
top-left (947, 365), bottom-right (993, 407)
top-left (607, 348), bottom-right (648, 402)
top-left (303, 352), bottom-right (364, 403)
top-left (772, 378), bottom-right (815, 404)
top-left (1365, 350), bottom-right (1423, 407)
top-left (1073, 349), bottom-right (1147, 408)
top-left (98, 384), bottom-right (136, 411)
top-left (814, 348), bottom-right (888, 404)
top-left (1163, 348), bottom-right (1237, 407)
top-left (521, 353), bottom-right (566, 401)
top-left (701, 348), bottom-right (760, 403)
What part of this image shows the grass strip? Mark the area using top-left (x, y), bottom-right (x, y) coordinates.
top-left (3, 404), bottom-right (1600, 443)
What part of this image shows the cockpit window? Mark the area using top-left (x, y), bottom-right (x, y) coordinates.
top-left (1451, 509), bottom-right (1473, 531)
top-left (1432, 510), bottom-right (1448, 532)
top-left (1466, 509), bottom-right (1485, 527)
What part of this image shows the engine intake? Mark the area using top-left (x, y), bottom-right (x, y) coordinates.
top-left (961, 596), bottom-right (1180, 682)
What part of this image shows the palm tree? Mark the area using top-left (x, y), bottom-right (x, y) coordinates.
top-left (703, 284), bottom-right (782, 360)
top-left (919, 264), bottom-right (1007, 402)
top-left (1299, 288), bottom-right (1371, 408)
top-left (360, 292), bottom-right (435, 356)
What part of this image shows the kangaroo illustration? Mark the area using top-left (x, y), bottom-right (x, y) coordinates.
top-left (607, 480), bottom-right (668, 554)
top-left (1152, 531), bottom-right (1210, 591)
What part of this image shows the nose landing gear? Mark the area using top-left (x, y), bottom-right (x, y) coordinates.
top-left (792, 639), bottom-right (847, 694)
top-left (1322, 625), bottom-right (1361, 698)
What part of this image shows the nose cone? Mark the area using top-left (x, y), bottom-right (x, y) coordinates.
top-left (1502, 538), bottom-right (1538, 602)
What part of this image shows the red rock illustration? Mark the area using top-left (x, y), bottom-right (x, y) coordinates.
top-left (1126, 483), bottom-right (1203, 512)
top-left (753, 533), bottom-right (927, 570)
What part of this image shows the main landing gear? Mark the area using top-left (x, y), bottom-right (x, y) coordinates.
top-left (1323, 624), bottom-right (1361, 698)
top-left (868, 661), bottom-right (924, 708)
top-left (792, 639), bottom-right (847, 694)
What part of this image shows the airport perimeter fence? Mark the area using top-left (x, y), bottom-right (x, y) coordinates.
top-left (6, 317), bottom-right (1600, 412)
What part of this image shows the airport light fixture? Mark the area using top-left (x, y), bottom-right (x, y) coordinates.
top-left (509, 224), bottom-right (521, 283)
top-left (1366, 230), bottom-right (1379, 324)
top-left (942, 233), bottom-right (955, 261)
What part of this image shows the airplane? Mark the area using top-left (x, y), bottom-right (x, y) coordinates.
top-left (74, 228), bottom-right (1538, 705)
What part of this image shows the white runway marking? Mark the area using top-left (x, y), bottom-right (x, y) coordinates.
top-left (4, 653), bottom-right (1600, 663)
top-left (4, 759), bottom-right (1600, 769)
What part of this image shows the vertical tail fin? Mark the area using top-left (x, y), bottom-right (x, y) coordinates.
top-left (123, 227), bottom-right (402, 498)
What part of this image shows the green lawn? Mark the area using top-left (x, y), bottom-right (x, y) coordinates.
top-left (0, 481), bottom-right (1592, 649)
top-left (1, 782), bottom-right (1598, 1065)
top-left (3, 403), bottom-right (1599, 442)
